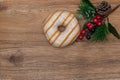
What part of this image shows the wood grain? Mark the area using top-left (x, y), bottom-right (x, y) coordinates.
top-left (0, 0), bottom-right (120, 80)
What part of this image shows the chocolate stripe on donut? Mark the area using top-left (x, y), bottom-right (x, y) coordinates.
top-left (59, 23), bottom-right (79, 47)
top-left (48, 13), bottom-right (71, 41)
top-left (62, 13), bottom-right (73, 27)
top-left (49, 30), bottom-right (58, 41)
top-left (51, 15), bottom-right (75, 45)
top-left (65, 14), bottom-right (74, 27)
top-left (51, 32), bottom-right (61, 45)
top-left (43, 11), bottom-right (56, 27)
top-left (68, 30), bottom-right (80, 46)
top-left (45, 11), bottom-right (64, 33)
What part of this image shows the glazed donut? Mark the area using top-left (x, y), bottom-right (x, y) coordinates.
top-left (43, 11), bottom-right (80, 47)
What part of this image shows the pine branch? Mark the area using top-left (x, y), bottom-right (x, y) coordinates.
top-left (108, 23), bottom-right (120, 39)
top-left (81, 0), bottom-right (95, 8)
top-left (77, 0), bottom-right (97, 20)
top-left (91, 23), bottom-right (109, 41)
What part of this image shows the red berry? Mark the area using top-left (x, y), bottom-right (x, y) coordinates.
top-left (96, 15), bottom-right (101, 20)
top-left (86, 22), bottom-right (92, 27)
top-left (78, 35), bottom-right (84, 40)
top-left (86, 22), bottom-right (94, 30)
top-left (97, 21), bottom-right (102, 26)
top-left (81, 30), bottom-right (87, 35)
top-left (93, 18), bottom-right (98, 23)
top-left (88, 25), bottom-right (94, 30)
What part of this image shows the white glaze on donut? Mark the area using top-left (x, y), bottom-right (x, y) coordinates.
top-left (43, 11), bottom-right (80, 47)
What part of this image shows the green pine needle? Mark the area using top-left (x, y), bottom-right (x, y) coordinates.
top-left (82, 23), bottom-right (87, 30)
top-left (81, 0), bottom-right (95, 8)
top-left (91, 23), bottom-right (109, 41)
top-left (77, 0), bottom-right (97, 20)
top-left (108, 23), bottom-right (120, 39)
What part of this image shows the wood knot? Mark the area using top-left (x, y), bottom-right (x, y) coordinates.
top-left (9, 50), bottom-right (24, 66)
top-left (0, 2), bottom-right (7, 11)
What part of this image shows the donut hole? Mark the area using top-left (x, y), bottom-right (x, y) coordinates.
top-left (58, 25), bottom-right (66, 32)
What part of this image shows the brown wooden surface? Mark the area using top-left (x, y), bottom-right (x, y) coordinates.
top-left (0, 0), bottom-right (120, 80)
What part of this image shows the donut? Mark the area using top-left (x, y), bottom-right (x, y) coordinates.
top-left (43, 11), bottom-right (80, 47)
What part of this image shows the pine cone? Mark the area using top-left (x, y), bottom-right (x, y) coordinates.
top-left (96, 1), bottom-right (112, 16)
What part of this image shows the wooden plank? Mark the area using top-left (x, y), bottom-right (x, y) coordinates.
top-left (0, 0), bottom-right (120, 80)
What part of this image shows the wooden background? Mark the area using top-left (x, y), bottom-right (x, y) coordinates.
top-left (0, 0), bottom-right (120, 80)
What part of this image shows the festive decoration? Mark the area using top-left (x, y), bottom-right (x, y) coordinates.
top-left (96, 1), bottom-right (112, 16)
top-left (77, 0), bottom-right (120, 41)
top-left (108, 22), bottom-right (120, 39)
top-left (86, 33), bottom-right (91, 40)
top-left (43, 0), bottom-right (120, 47)
top-left (86, 22), bottom-right (94, 30)
top-left (92, 23), bottom-right (109, 41)
top-left (78, 35), bottom-right (84, 40)
top-left (77, 0), bottom-right (97, 20)
top-left (81, 30), bottom-right (87, 35)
